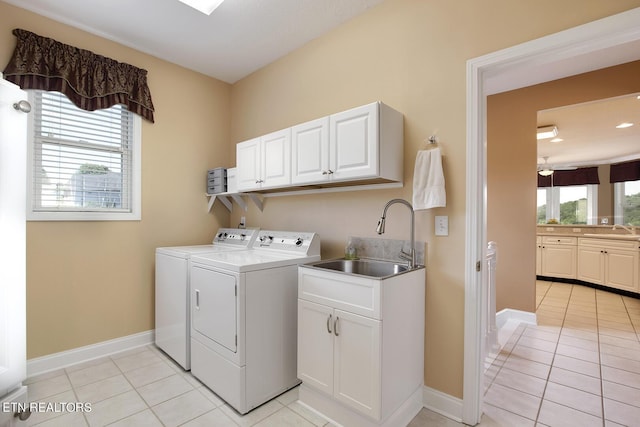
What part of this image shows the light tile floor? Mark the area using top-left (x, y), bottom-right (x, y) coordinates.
top-left (22, 280), bottom-right (640, 426)
top-left (479, 280), bottom-right (640, 427)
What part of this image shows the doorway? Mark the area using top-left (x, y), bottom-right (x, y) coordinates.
top-left (463, 7), bottom-right (640, 425)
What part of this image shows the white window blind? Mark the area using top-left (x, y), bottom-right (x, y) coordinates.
top-left (28, 90), bottom-right (141, 220)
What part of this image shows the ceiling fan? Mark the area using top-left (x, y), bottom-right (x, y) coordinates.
top-left (537, 156), bottom-right (577, 176)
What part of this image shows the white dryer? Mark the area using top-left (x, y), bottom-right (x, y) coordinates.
top-left (189, 230), bottom-right (320, 414)
top-left (155, 228), bottom-right (259, 369)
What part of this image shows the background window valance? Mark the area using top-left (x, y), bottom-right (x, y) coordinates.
top-left (3, 29), bottom-right (155, 122)
top-left (537, 167), bottom-right (600, 188)
top-left (610, 159), bottom-right (640, 183)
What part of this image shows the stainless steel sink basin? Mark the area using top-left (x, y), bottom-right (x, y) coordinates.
top-left (306, 258), bottom-right (412, 278)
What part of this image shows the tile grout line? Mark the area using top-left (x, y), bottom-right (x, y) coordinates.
top-left (594, 288), bottom-right (606, 426)
top-left (533, 280), bottom-right (572, 425)
top-left (106, 349), bottom-right (166, 427)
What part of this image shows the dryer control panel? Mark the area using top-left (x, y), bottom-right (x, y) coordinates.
top-left (213, 228), bottom-right (259, 247)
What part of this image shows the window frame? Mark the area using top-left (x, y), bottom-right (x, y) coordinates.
top-left (613, 180), bottom-right (640, 226)
top-left (26, 90), bottom-right (142, 221)
top-left (537, 184), bottom-right (598, 225)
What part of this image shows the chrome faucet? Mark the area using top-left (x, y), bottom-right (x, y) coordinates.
top-left (376, 198), bottom-right (416, 268)
top-left (612, 224), bottom-right (637, 235)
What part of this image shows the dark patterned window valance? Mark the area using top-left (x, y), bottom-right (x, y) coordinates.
top-left (610, 159), bottom-right (640, 183)
top-left (538, 167), bottom-right (600, 187)
top-left (3, 29), bottom-right (155, 122)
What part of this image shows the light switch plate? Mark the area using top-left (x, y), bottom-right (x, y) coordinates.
top-left (435, 216), bottom-right (448, 236)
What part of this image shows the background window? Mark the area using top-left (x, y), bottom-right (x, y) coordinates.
top-left (27, 90), bottom-right (141, 221)
top-left (614, 180), bottom-right (640, 226)
top-left (537, 185), bottom-right (597, 225)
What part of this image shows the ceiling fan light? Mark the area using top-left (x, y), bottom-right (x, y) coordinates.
top-left (538, 169), bottom-right (554, 176)
top-left (537, 125), bottom-right (558, 140)
top-left (178, 0), bottom-right (225, 15)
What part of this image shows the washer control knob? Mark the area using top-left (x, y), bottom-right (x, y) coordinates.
top-left (295, 238), bottom-right (303, 246)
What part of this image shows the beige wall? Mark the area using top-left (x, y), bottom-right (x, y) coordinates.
top-left (228, 0), bottom-right (640, 398)
top-left (488, 60), bottom-right (640, 313)
top-left (3, 0), bottom-right (640, 401)
top-left (0, 2), bottom-right (231, 358)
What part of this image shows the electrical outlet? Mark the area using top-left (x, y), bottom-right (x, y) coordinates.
top-left (435, 216), bottom-right (448, 236)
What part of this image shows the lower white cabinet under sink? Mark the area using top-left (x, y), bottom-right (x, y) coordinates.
top-left (297, 263), bottom-right (425, 427)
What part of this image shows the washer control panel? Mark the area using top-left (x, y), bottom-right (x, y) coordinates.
top-left (256, 230), bottom-right (320, 255)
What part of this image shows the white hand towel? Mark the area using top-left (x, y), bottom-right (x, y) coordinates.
top-left (413, 148), bottom-right (446, 210)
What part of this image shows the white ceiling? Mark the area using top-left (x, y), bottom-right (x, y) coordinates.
top-left (1, 0), bottom-right (385, 83)
top-left (537, 93), bottom-right (640, 169)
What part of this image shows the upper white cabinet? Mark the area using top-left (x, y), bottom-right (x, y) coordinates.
top-left (237, 129), bottom-right (291, 192)
top-left (236, 138), bottom-right (260, 191)
top-left (240, 102), bottom-right (403, 192)
top-left (291, 117), bottom-right (329, 185)
top-left (329, 102), bottom-right (380, 182)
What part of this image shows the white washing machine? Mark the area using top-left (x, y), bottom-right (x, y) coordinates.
top-left (155, 228), bottom-right (259, 370)
top-left (189, 230), bottom-right (320, 414)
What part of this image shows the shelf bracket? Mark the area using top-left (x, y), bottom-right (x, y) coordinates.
top-left (206, 193), bottom-right (264, 213)
top-left (246, 193), bottom-right (263, 211)
top-left (230, 193), bottom-right (248, 211)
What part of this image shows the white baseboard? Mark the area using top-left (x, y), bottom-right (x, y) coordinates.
top-left (27, 330), bottom-right (154, 378)
top-left (482, 308), bottom-right (538, 370)
top-left (419, 311), bottom-right (537, 424)
top-left (422, 385), bottom-right (463, 423)
top-left (495, 308), bottom-right (536, 330)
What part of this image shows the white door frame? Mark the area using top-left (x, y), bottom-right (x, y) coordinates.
top-left (463, 8), bottom-right (640, 425)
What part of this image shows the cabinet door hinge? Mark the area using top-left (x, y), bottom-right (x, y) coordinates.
top-left (476, 261), bottom-right (481, 272)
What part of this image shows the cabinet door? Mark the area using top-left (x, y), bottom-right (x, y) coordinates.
top-left (261, 129), bottom-right (291, 188)
top-left (297, 300), bottom-right (334, 396)
top-left (236, 138), bottom-right (261, 191)
top-left (536, 242), bottom-right (542, 276)
top-left (333, 309), bottom-right (381, 419)
top-left (291, 117), bottom-right (329, 184)
top-left (577, 246), bottom-right (604, 284)
top-left (329, 103), bottom-right (378, 181)
top-left (605, 249), bottom-right (639, 292)
top-left (541, 245), bottom-right (576, 279)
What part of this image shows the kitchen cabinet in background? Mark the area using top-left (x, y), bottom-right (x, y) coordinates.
top-left (577, 238), bottom-right (639, 293)
top-left (538, 236), bottom-right (577, 279)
